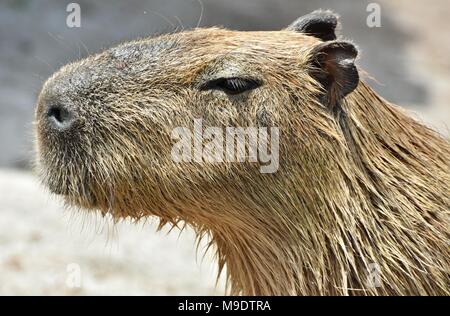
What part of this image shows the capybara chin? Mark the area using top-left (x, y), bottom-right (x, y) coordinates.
top-left (34, 10), bottom-right (449, 295)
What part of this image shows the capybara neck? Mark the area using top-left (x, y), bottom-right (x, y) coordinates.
top-left (178, 82), bottom-right (449, 295)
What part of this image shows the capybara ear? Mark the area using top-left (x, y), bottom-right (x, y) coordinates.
top-left (286, 10), bottom-right (339, 41)
top-left (308, 41), bottom-right (359, 102)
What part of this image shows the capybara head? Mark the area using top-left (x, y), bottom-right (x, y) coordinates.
top-left (35, 11), bottom-right (357, 220)
top-left (35, 10), bottom-right (450, 296)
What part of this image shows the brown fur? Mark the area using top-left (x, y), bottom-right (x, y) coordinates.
top-left (35, 23), bottom-right (449, 295)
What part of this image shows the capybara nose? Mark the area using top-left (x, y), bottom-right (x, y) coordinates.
top-left (46, 103), bottom-right (76, 131)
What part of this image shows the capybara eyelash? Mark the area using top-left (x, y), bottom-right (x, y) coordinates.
top-left (200, 77), bottom-right (262, 95)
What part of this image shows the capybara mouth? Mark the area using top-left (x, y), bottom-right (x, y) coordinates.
top-left (46, 181), bottom-right (69, 196)
top-left (38, 162), bottom-right (101, 209)
top-left (53, 184), bottom-right (100, 210)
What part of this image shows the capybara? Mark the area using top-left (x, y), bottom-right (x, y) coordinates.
top-left (35, 10), bottom-right (449, 295)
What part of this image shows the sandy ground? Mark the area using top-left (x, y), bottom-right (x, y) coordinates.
top-left (0, 169), bottom-right (225, 295)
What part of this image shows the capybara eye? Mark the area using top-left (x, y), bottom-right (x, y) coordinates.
top-left (200, 77), bottom-right (262, 95)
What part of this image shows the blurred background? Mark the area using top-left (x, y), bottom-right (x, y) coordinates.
top-left (0, 0), bottom-right (448, 295)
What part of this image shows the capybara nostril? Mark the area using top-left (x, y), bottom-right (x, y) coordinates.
top-left (46, 104), bottom-right (75, 130)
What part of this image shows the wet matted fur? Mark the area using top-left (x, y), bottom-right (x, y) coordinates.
top-left (35, 11), bottom-right (449, 295)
